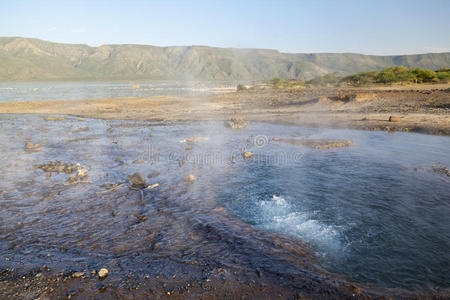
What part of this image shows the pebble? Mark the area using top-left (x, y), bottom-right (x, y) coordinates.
top-left (243, 151), bottom-right (254, 159)
top-left (98, 268), bottom-right (108, 279)
top-left (72, 272), bottom-right (84, 278)
top-left (128, 173), bottom-right (147, 188)
top-left (388, 116), bottom-right (399, 122)
top-left (183, 174), bottom-right (196, 182)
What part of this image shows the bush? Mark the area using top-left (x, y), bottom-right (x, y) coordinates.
top-left (436, 69), bottom-right (450, 82)
top-left (267, 77), bottom-right (305, 89)
top-left (236, 84), bottom-right (247, 91)
top-left (411, 68), bottom-right (438, 83)
top-left (307, 72), bottom-right (341, 86)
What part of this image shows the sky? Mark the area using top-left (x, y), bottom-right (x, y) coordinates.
top-left (0, 0), bottom-right (449, 55)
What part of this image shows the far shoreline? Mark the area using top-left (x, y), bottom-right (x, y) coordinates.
top-left (0, 84), bottom-right (449, 136)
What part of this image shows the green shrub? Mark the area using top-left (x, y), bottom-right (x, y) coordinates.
top-left (436, 69), bottom-right (450, 81)
top-left (411, 68), bottom-right (438, 83)
top-left (236, 84), bottom-right (247, 91)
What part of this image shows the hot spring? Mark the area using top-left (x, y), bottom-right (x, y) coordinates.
top-left (0, 115), bottom-right (449, 292)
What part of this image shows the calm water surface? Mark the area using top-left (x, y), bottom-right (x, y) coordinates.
top-left (0, 82), bottom-right (233, 102)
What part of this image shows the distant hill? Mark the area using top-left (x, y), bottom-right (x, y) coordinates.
top-left (0, 37), bottom-right (449, 81)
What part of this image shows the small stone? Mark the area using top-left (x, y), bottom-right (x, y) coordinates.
top-left (98, 268), bottom-right (108, 279)
top-left (183, 174), bottom-right (196, 182)
top-left (352, 285), bottom-right (361, 295)
top-left (128, 173), bottom-right (147, 188)
top-left (25, 142), bottom-right (42, 151)
top-left (243, 151), bottom-right (254, 159)
top-left (225, 117), bottom-right (248, 129)
top-left (388, 116), bottom-right (399, 122)
top-left (136, 215), bottom-right (148, 221)
top-left (146, 183), bottom-right (159, 189)
top-left (72, 272), bottom-right (84, 278)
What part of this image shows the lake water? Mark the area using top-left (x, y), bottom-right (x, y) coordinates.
top-left (0, 116), bottom-right (449, 291)
top-left (0, 82), bottom-right (234, 103)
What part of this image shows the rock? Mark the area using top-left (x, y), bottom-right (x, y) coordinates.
top-left (183, 174), bottom-right (196, 182)
top-left (243, 151), bottom-right (254, 159)
top-left (431, 165), bottom-right (450, 177)
top-left (146, 183), bottom-right (159, 189)
top-left (272, 137), bottom-right (280, 141)
top-left (72, 272), bottom-right (84, 278)
top-left (136, 215), bottom-right (147, 221)
top-left (36, 161), bottom-right (89, 183)
top-left (388, 116), bottom-right (399, 122)
top-left (44, 116), bottom-right (66, 121)
top-left (133, 159), bottom-right (145, 164)
top-left (25, 142), bottom-right (42, 151)
top-left (128, 173), bottom-right (146, 188)
top-left (275, 138), bottom-right (354, 149)
top-left (180, 137), bottom-right (209, 143)
top-left (98, 268), bottom-right (108, 279)
top-left (352, 285), bottom-right (361, 295)
top-left (185, 145), bottom-right (193, 150)
top-left (225, 117), bottom-right (247, 129)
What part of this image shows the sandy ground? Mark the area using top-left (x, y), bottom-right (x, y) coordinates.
top-left (0, 84), bottom-right (449, 135)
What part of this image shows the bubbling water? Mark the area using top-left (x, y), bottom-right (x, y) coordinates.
top-left (0, 115), bottom-right (449, 291)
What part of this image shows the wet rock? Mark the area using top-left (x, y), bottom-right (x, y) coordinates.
top-left (67, 167), bottom-right (89, 183)
top-left (36, 161), bottom-right (89, 183)
top-left (98, 268), bottom-right (108, 279)
top-left (72, 272), bottom-right (84, 278)
top-left (431, 165), bottom-right (450, 177)
top-left (275, 138), bottom-right (354, 149)
top-left (180, 137), bottom-right (209, 143)
top-left (225, 117), bottom-right (248, 129)
top-left (183, 174), bottom-right (196, 183)
top-left (136, 215), bottom-right (148, 221)
top-left (243, 151), bottom-right (254, 159)
top-left (388, 116), bottom-right (399, 122)
top-left (44, 116), bottom-right (66, 121)
top-left (128, 173), bottom-right (147, 188)
top-left (147, 183), bottom-right (159, 189)
top-left (352, 285), bottom-right (361, 295)
top-left (25, 142), bottom-right (42, 151)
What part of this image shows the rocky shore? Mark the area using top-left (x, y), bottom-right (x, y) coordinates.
top-left (0, 84), bottom-right (448, 135)
top-left (0, 85), bottom-right (449, 299)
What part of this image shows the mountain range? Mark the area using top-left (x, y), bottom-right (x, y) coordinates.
top-left (0, 37), bottom-right (449, 81)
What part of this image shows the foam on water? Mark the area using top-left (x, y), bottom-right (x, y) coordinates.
top-left (258, 195), bottom-right (342, 259)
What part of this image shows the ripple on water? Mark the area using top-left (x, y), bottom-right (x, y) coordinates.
top-left (0, 115), bottom-right (449, 291)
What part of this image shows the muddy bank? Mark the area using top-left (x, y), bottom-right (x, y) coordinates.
top-left (0, 85), bottom-right (448, 135)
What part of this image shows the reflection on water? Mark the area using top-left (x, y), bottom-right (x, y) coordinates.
top-left (0, 115), bottom-right (449, 291)
top-left (0, 82), bottom-right (233, 102)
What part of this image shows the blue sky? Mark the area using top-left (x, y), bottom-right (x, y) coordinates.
top-left (1, 0), bottom-right (449, 55)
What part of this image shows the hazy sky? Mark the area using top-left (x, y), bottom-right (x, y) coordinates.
top-left (1, 0), bottom-right (449, 55)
